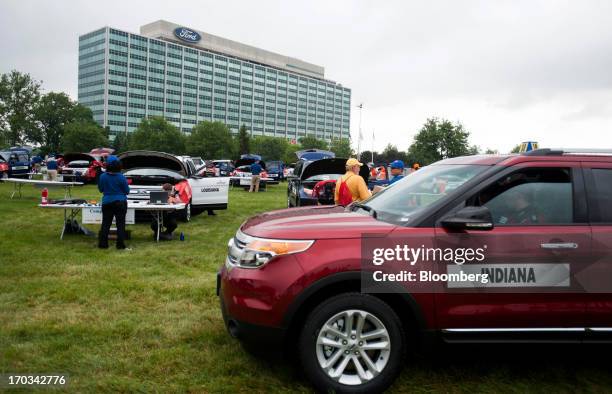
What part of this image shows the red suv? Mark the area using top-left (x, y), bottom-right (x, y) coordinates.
top-left (218, 149), bottom-right (612, 393)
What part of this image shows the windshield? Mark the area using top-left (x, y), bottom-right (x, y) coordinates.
top-left (362, 164), bottom-right (489, 224)
top-left (124, 168), bottom-right (184, 180)
top-left (268, 163), bottom-right (281, 171)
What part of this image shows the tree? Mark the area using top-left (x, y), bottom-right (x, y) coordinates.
top-left (187, 121), bottom-right (236, 159)
top-left (299, 136), bottom-right (328, 150)
top-left (237, 124), bottom-right (250, 155)
top-left (282, 144), bottom-right (301, 164)
top-left (510, 145), bottom-right (521, 153)
top-left (61, 121), bottom-right (108, 153)
top-left (485, 148), bottom-right (499, 154)
top-left (359, 150), bottom-right (378, 164)
top-left (251, 135), bottom-right (289, 161)
top-left (408, 118), bottom-right (471, 165)
top-left (130, 116), bottom-right (186, 154)
top-left (0, 70), bottom-right (41, 146)
top-left (468, 145), bottom-right (480, 155)
top-left (111, 131), bottom-right (131, 154)
top-left (33, 93), bottom-right (91, 154)
top-left (329, 138), bottom-right (354, 158)
top-left (378, 144), bottom-right (409, 164)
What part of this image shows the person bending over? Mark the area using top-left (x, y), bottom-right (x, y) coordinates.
top-left (151, 183), bottom-right (180, 240)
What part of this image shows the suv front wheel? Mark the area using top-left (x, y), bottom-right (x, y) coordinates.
top-left (299, 293), bottom-right (405, 393)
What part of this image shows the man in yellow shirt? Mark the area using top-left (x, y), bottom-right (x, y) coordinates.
top-left (334, 158), bottom-right (372, 205)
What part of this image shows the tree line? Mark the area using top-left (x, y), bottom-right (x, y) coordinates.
top-left (118, 117), bottom-right (354, 163)
top-left (1, 70), bottom-right (497, 165)
top-left (0, 70), bottom-right (109, 154)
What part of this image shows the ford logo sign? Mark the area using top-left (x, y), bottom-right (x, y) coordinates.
top-left (173, 27), bottom-right (201, 43)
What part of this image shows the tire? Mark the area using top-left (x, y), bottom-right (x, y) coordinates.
top-left (180, 202), bottom-right (191, 222)
top-left (299, 293), bottom-right (405, 394)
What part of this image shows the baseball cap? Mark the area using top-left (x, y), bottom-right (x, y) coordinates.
top-left (346, 158), bottom-right (363, 167)
top-left (106, 155), bottom-right (120, 165)
top-left (390, 160), bottom-right (405, 169)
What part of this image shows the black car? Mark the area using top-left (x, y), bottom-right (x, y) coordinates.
top-left (287, 156), bottom-right (369, 207)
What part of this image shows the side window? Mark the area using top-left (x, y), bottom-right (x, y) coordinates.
top-left (470, 167), bottom-right (573, 225)
top-left (589, 169), bottom-right (612, 223)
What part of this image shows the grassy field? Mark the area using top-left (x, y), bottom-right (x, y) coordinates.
top-left (1, 181), bottom-right (612, 393)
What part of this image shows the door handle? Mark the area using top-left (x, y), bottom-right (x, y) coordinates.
top-left (540, 242), bottom-right (578, 249)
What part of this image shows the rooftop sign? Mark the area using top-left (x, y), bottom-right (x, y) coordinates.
top-left (173, 27), bottom-right (201, 43)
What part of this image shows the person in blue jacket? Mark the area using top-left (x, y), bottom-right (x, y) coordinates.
top-left (388, 160), bottom-right (405, 185)
top-left (97, 155), bottom-right (130, 249)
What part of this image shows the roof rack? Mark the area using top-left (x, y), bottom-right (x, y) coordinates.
top-left (523, 148), bottom-right (612, 157)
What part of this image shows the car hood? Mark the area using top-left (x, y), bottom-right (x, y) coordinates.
top-left (301, 158), bottom-right (370, 182)
top-left (63, 152), bottom-right (95, 164)
top-left (240, 205), bottom-right (395, 239)
top-left (296, 149), bottom-right (335, 161)
top-left (119, 150), bottom-right (187, 176)
top-left (235, 157), bottom-right (266, 169)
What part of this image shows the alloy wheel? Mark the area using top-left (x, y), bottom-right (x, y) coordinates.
top-left (315, 309), bottom-right (391, 386)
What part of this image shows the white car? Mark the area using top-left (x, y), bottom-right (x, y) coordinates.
top-left (119, 151), bottom-right (229, 221)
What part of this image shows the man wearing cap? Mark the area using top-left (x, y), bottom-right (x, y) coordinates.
top-left (334, 158), bottom-right (371, 204)
top-left (389, 160), bottom-right (405, 185)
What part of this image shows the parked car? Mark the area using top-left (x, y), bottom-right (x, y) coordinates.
top-left (119, 150), bottom-right (230, 222)
top-left (0, 157), bottom-right (8, 179)
top-left (0, 148), bottom-right (31, 178)
top-left (287, 157), bottom-right (369, 207)
top-left (231, 154), bottom-right (272, 185)
top-left (267, 161), bottom-right (285, 181)
top-left (219, 148), bottom-right (612, 393)
top-left (59, 153), bottom-right (104, 183)
top-left (213, 160), bottom-right (234, 177)
top-left (190, 156), bottom-right (205, 170)
top-left (285, 162), bottom-right (296, 177)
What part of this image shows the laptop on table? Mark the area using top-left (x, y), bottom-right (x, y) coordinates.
top-left (149, 191), bottom-right (169, 205)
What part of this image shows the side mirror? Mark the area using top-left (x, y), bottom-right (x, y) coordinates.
top-left (441, 206), bottom-right (494, 231)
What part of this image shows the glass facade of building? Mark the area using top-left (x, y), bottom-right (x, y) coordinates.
top-left (78, 27), bottom-right (351, 141)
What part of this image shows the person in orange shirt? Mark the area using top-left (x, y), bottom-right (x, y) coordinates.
top-left (334, 158), bottom-right (372, 205)
top-left (370, 166), bottom-right (378, 179)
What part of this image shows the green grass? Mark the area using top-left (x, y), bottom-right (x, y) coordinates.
top-left (1, 181), bottom-right (611, 393)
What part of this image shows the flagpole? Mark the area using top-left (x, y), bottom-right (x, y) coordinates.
top-left (371, 129), bottom-right (375, 164)
top-left (356, 103), bottom-right (363, 157)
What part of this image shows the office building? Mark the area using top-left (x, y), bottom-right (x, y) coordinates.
top-left (78, 20), bottom-right (351, 141)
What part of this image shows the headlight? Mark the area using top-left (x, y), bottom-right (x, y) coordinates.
top-left (238, 239), bottom-right (314, 269)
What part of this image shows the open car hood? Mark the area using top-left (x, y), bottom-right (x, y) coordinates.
top-left (63, 152), bottom-right (96, 164)
top-left (296, 149), bottom-right (335, 161)
top-left (300, 158), bottom-right (369, 182)
top-left (235, 157), bottom-right (266, 169)
top-left (118, 150), bottom-right (187, 176)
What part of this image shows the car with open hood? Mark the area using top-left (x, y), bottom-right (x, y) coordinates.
top-left (0, 157), bottom-right (8, 179)
top-left (59, 153), bottom-right (104, 183)
top-left (118, 150), bottom-right (230, 221)
top-left (230, 154), bottom-right (273, 185)
top-left (287, 150), bottom-right (369, 207)
top-left (0, 148), bottom-right (31, 178)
